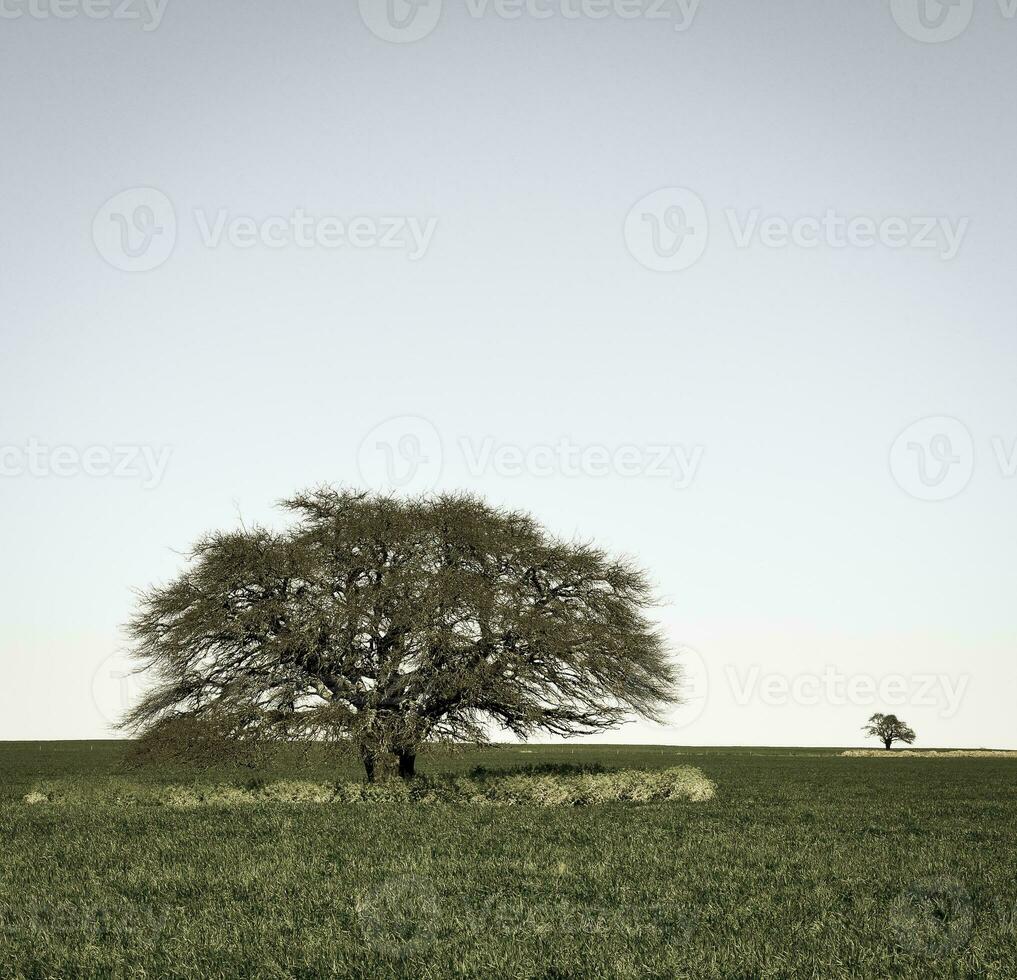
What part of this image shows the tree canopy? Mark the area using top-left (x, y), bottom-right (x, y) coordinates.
top-left (862, 712), bottom-right (917, 750)
top-left (123, 489), bottom-right (681, 779)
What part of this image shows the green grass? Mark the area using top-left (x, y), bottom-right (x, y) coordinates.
top-left (2, 742), bottom-right (1017, 978)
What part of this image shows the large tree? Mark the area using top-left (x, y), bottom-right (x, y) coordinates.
top-left (862, 712), bottom-right (917, 750)
top-left (123, 489), bottom-right (680, 780)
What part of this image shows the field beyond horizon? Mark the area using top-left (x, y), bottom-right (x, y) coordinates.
top-left (3, 742), bottom-right (1017, 978)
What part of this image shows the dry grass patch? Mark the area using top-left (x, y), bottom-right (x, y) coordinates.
top-left (841, 749), bottom-right (1017, 758)
top-left (474, 766), bottom-right (716, 805)
top-left (22, 765), bottom-right (716, 808)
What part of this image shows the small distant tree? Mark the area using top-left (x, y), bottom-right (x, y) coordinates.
top-left (863, 712), bottom-right (917, 750)
top-left (122, 489), bottom-right (681, 781)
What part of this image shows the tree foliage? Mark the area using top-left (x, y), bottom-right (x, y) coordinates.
top-left (862, 712), bottom-right (917, 750)
top-left (123, 489), bottom-right (680, 778)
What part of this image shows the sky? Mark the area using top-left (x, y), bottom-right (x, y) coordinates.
top-left (1, 0), bottom-right (1015, 748)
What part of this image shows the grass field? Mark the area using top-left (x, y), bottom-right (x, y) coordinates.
top-left (2, 742), bottom-right (1016, 979)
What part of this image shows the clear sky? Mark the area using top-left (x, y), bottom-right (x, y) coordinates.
top-left (2, 0), bottom-right (1015, 747)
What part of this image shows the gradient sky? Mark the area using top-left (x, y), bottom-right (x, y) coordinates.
top-left (2, 0), bottom-right (1015, 747)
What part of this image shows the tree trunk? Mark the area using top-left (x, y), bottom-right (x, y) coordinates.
top-left (397, 749), bottom-right (416, 780)
top-left (360, 744), bottom-right (377, 783)
top-left (883, 738), bottom-right (892, 750)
